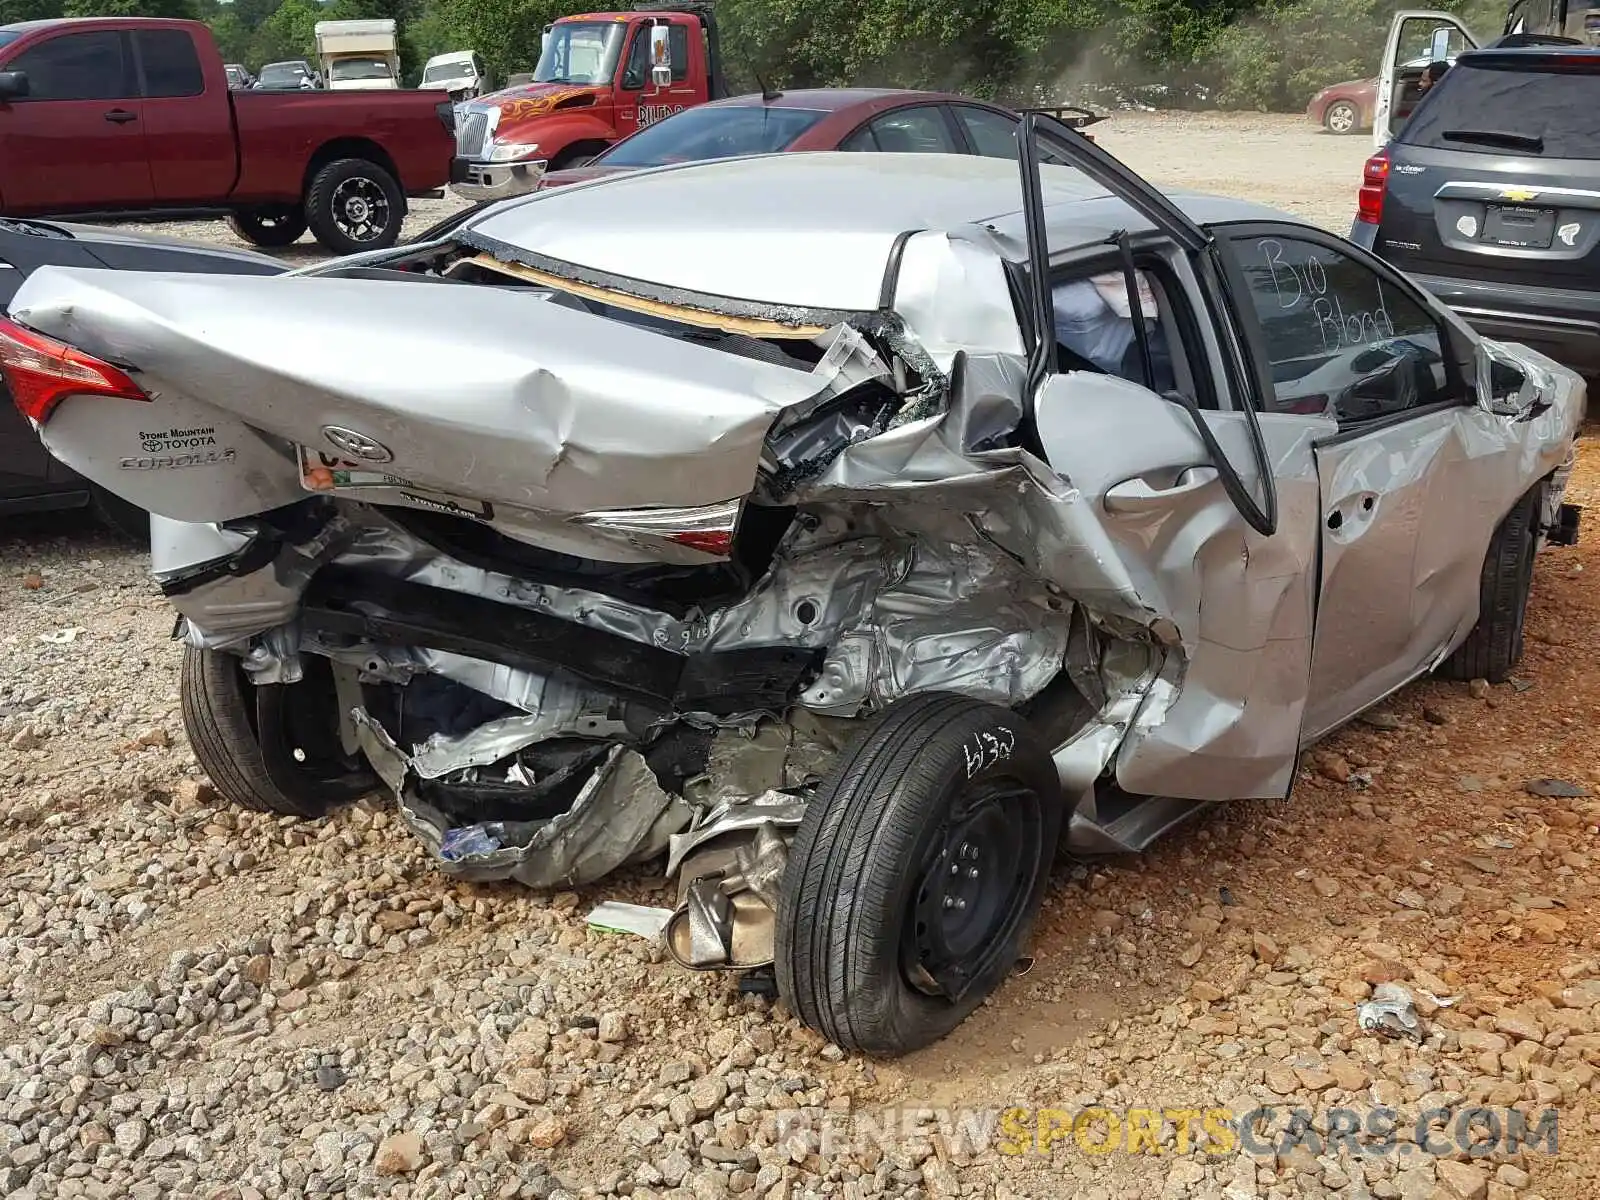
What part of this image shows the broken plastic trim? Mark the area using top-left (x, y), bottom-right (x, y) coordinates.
top-left (449, 230), bottom-right (863, 330)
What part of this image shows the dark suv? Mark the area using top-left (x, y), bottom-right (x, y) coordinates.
top-left (1350, 46), bottom-right (1600, 377)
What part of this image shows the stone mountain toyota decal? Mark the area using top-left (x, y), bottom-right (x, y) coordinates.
top-left (140, 424), bottom-right (220, 453)
top-left (321, 426), bottom-right (393, 463)
top-left (123, 424), bottom-right (237, 469)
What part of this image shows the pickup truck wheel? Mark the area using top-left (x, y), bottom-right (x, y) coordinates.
top-left (226, 205), bottom-right (308, 248)
top-left (1437, 483), bottom-right (1542, 684)
top-left (305, 158), bottom-right (405, 255)
top-left (181, 646), bottom-right (376, 819)
top-left (774, 694), bottom-right (1062, 1057)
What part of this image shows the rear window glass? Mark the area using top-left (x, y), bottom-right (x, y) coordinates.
top-left (597, 105), bottom-right (828, 168)
top-left (1401, 61), bottom-right (1600, 159)
top-left (136, 28), bottom-right (203, 98)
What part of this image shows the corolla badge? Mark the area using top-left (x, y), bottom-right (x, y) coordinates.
top-left (1558, 222), bottom-right (1580, 247)
top-left (321, 426), bottom-right (392, 463)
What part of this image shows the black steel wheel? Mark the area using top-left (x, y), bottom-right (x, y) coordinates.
top-left (181, 646), bottom-right (376, 818)
top-left (1437, 482), bottom-right (1543, 684)
top-left (775, 693), bottom-right (1062, 1057)
top-left (305, 158), bottom-right (405, 255)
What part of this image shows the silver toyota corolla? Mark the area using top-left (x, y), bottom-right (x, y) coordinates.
top-left (1, 117), bottom-right (1584, 1056)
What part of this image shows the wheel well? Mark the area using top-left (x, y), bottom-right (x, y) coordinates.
top-left (303, 139), bottom-right (404, 207)
top-left (551, 139), bottom-right (612, 169)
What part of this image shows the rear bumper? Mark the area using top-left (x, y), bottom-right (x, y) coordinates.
top-left (449, 156), bottom-right (548, 203)
top-left (1410, 272), bottom-right (1600, 376)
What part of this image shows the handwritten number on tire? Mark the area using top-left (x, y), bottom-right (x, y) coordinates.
top-left (962, 727), bottom-right (1016, 778)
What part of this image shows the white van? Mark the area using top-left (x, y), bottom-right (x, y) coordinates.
top-left (315, 19), bottom-right (401, 91)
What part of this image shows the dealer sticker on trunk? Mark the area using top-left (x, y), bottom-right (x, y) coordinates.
top-left (296, 447), bottom-right (494, 521)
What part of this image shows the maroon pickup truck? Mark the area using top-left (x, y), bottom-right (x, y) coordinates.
top-left (0, 17), bottom-right (455, 253)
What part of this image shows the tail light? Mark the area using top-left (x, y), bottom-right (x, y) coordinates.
top-left (1356, 149), bottom-right (1389, 225)
top-left (574, 499), bottom-right (742, 557)
top-left (435, 99), bottom-right (456, 133)
top-left (0, 317), bottom-right (147, 425)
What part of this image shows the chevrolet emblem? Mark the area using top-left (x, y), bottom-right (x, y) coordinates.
top-left (1501, 187), bottom-right (1539, 202)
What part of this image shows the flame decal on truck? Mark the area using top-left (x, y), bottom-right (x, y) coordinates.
top-left (493, 87), bottom-right (601, 124)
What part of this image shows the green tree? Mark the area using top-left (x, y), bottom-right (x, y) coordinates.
top-left (250, 0), bottom-right (319, 63)
top-left (2, 0), bottom-right (66, 19)
top-left (60, 0), bottom-right (198, 15)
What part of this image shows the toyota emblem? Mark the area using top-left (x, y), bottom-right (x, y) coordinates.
top-left (321, 426), bottom-right (393, 464)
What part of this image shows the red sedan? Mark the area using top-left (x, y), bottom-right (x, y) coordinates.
top-left (537, 88), bottom-right (1101, 190)
top-left (1305, 76), bottom-right (1376, 135)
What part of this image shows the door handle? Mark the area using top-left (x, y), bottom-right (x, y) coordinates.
top-left (1104, 466), bottom-right (1219, 514)
top-left (104, 109), bottom-right (137, 124)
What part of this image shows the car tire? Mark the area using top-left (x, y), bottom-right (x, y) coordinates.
top-left (775, 693), bottom-right (1062, 1057)
top-left (180, 645), bottom-right (376, 818)
top-left (1437, 483), bottom-right (1542, 684)
top-left (88, 485), bottom-right (148, 543)
top-left (304, 158), bottom-right (405, 255)
top-left (1323, 100), bottom-right (1360, 135)
top-left (226, 205), bottom-right (309, 248)
top-left (549, 149), bottom-right (594, 171)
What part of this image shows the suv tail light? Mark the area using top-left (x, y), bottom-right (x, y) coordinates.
top-left (1357, 149), bottom-right (1389, 225)
top-left (0, 317), bottom-right (148, 425)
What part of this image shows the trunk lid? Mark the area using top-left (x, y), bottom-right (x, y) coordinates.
top-left (1378, 52), bottom-right (1600, 286)
top-left (9, 266), bottom-right (832, 526)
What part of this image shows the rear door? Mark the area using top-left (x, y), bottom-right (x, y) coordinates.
top-left (1374, 10), bottom-right (1477, 147)
top-left (1378, 53), bottom-right (1600, 289)
top-left (1215, 223), bottom-right (1495, 738)
top-left (0, 29), bottom-right (153, 212)
top-left (133, 27), bottom-right (236, 203)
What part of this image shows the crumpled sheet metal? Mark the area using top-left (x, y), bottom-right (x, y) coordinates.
top-left (354, 711), bottom-right (690, 888)
top-left (666, 789), bottom-right (811, 878)
top-left (11, 266), bottom-right (831, 516)
top-left (408, 677), bottom-right (613, 779)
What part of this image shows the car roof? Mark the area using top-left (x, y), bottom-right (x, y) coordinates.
top-left (1459, 44), bottom-right (1600, 62)
top-left (699, 88), bottom-right (979, 113)
top-left (463, 151), bottom-right (1284, 312)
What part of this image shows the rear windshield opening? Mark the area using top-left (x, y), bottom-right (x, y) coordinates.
top-left (1401, 60), bottom-right (1600, 159)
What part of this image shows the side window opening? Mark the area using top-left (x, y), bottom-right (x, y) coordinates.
top-left (136, 29), bottom-right (204, 99)
top-left (8, 30), bottom-right (132, 101)
top-left (668, 24), bottom-right (688, 82)
top-left (861, 106), bottom-right (960, 154)
top-left (1049, 259), bottom-right (1208, 408)
top-left (1227, 233), bottom-right (1453, 423)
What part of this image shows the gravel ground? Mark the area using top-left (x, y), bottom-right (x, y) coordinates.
top-left (4, 113), bottom-right (1599, 1200)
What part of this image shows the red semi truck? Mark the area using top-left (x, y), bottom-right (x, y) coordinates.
top-left (451, 3), bottom-right (728, 202)
top-left (0, 17), bottom-right (455, 253)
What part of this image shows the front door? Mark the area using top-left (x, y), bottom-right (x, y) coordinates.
top-left (1216, 223), bottom-right (1491, 738)
top-left (1014, 114), bottom-right (1330, 801)
top-left (613, 21), bottom-right (696, 139)
top-left (0, 28), bottom-right (152, 212)
top-left (1374, 10), bottom-right (1478, 147)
